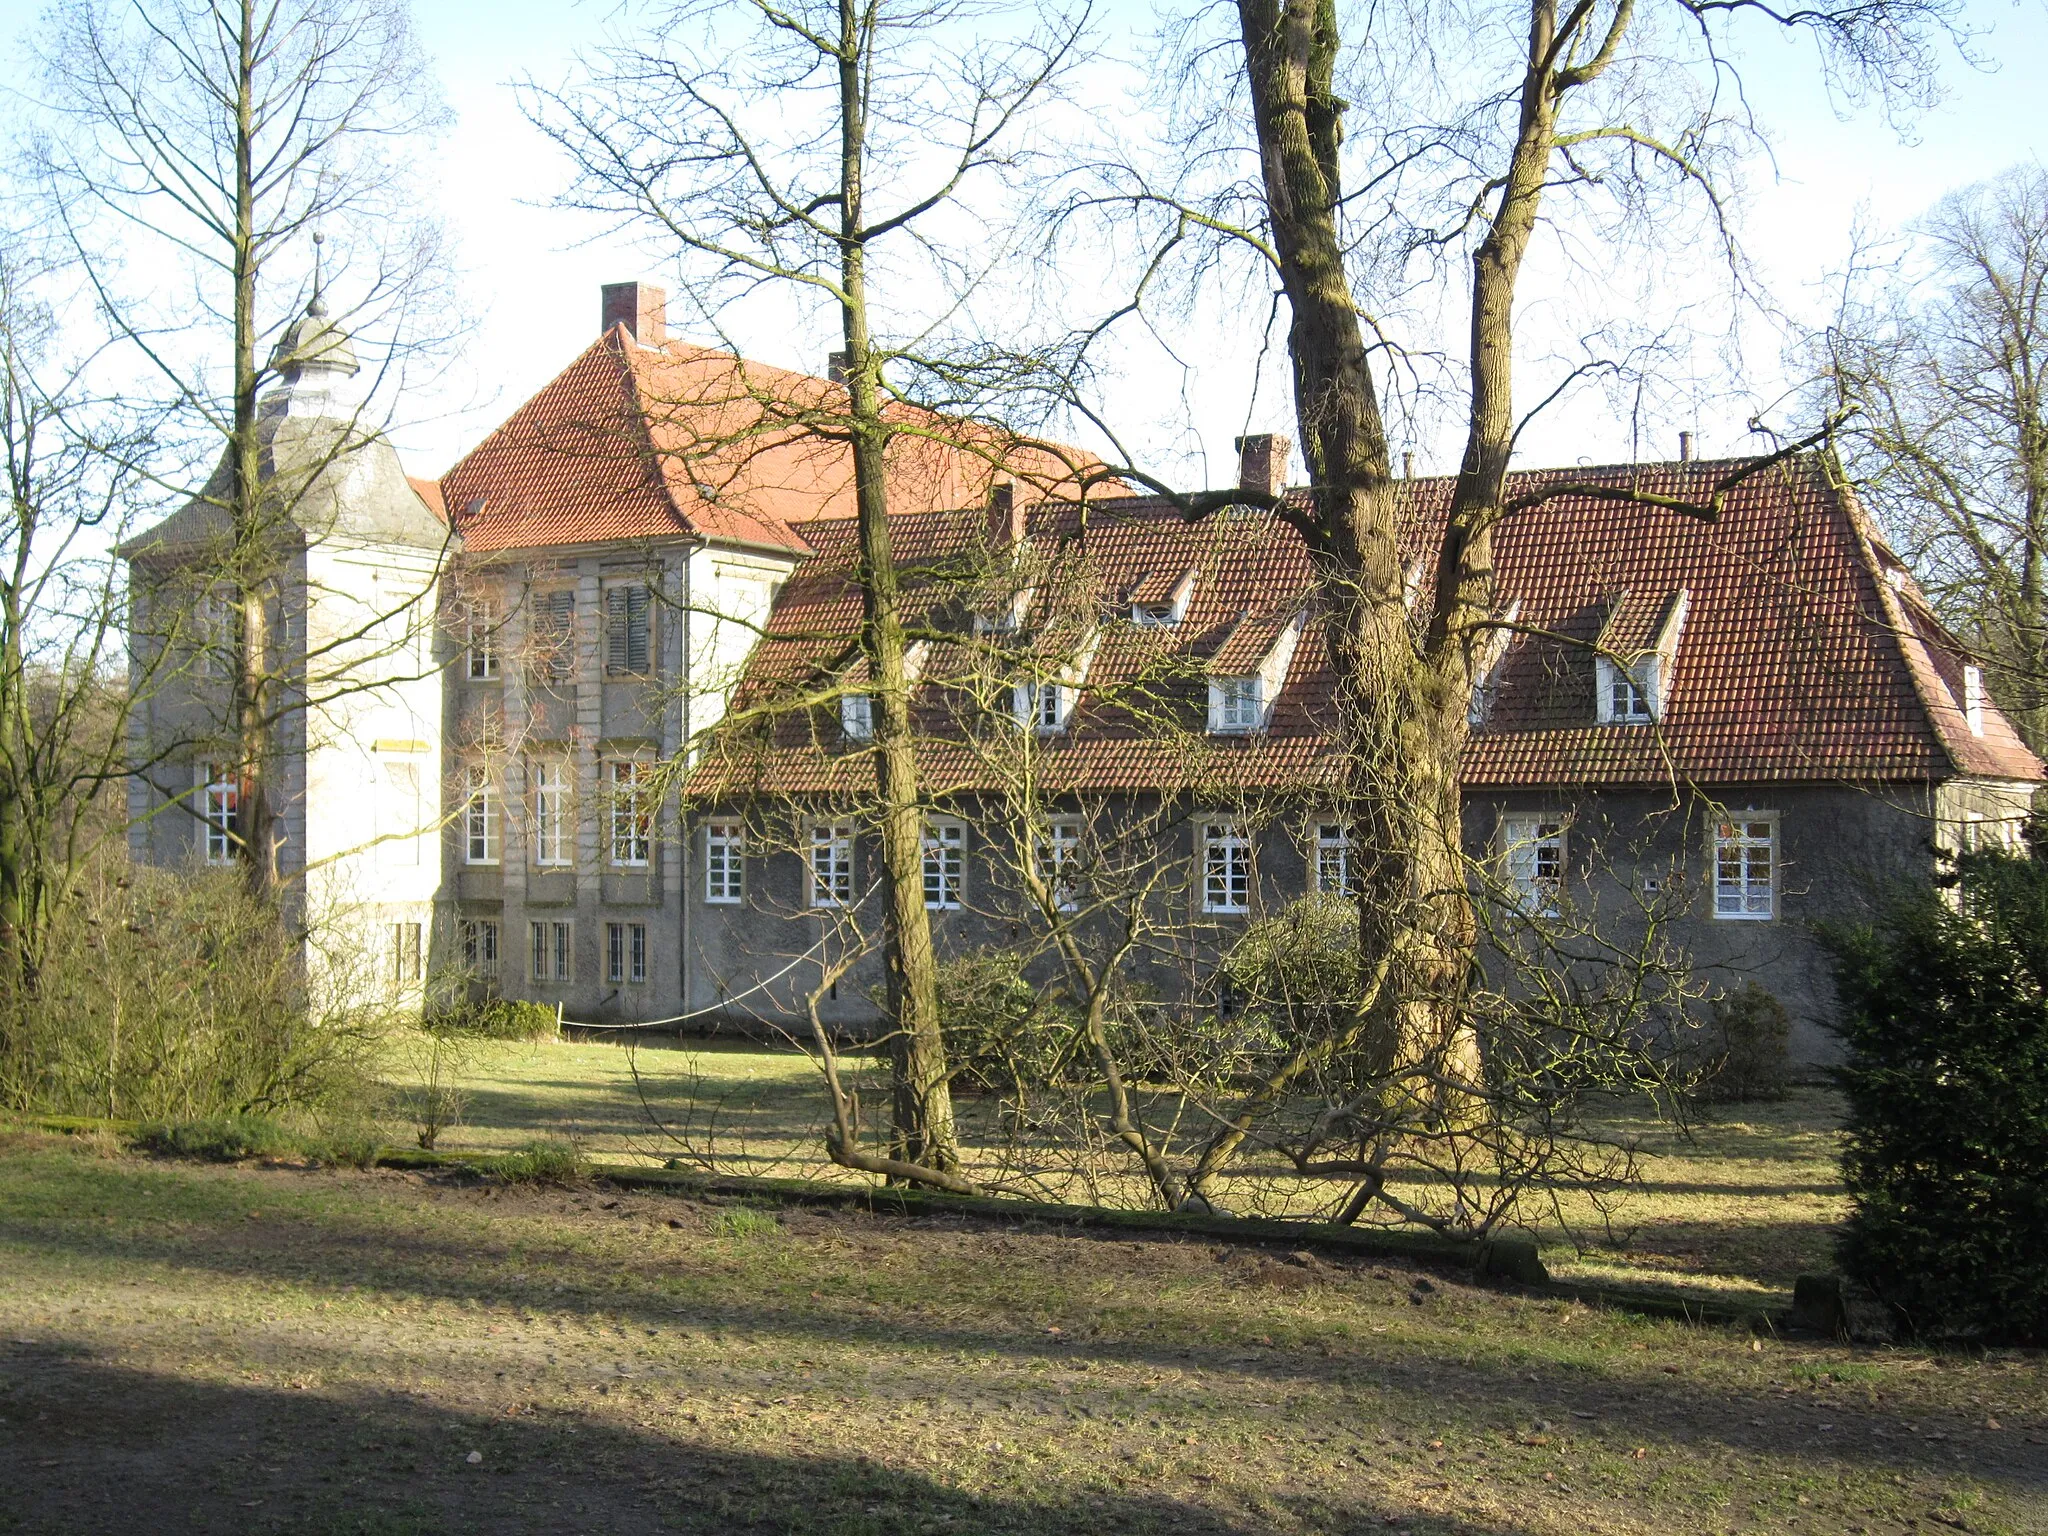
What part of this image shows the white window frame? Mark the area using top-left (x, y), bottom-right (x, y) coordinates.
top-left (199, 762), bottom-right (239, 865)
top-left (1713, 815), bottom-right (1777, 921)
top-left (704, 820), bottom-right (744, 904)
top-left (923, 820), bottom-right (966, 910)
top-left (464, 765), bottom-right (498, 866)
top-left (1313, 821), bottom-right (1351, 896)
top-left (809, 822), bottom-right (854, 908)
top-left (533, 761), bottom-right (573, 867)
top-left (1035, 818), bottom-right (1082, 912)
top-left (465, 597), bottom-right (500, 681)
top-left (391, 921), bottom-right (423, 984)
top-left (460, 917), bottom-right (499, 972)
top-left (530, 919), bottom-right (573, 982)
top-left (1209, 676), bottom-right (1263, 734)
top-left (1502, 814), bottom-right (1567, 915)
top-left (841, 693), bottom-right (874, 741)
top-left (1597, 656), bottom-right (1656, 724)
top-left (607, 759), bottom-right (653, 868)
top-left (1011, 680), bottom-right (1071, 735)
top-left (1202, 821), bottom-right (1252, 915)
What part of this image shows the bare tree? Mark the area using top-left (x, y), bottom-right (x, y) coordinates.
top-left (527, 0), bottom-right (1089, 1180)
top-left (32, 0), bottom-right (454, 894)
top-left (1029, 0), bottom-right (1959, 1207)
top-left (1819, 165), bottom-right (2048, 750)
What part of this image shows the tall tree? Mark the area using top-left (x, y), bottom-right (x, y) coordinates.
top-left (33, 0), bottom-right (450, 894)
top-left (529, 0), bottom-right (1085, 1182)
top-left (1821, 166), bottom-right (2048, 752)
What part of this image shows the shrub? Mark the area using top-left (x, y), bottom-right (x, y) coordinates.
top-left (1822, 847), bottom-right (2048, 1344)
top-left (935, 952), bottom-right (1075, 1092)
top-left (425, 998), bottom-right (558, 1042)
top-left (3, 861), bottom-right (392, 1123)
top-left (493, 1139), bottom-right (582, 1184)
top-left (138, 1113), bottom-right (300, 1162)
top-left (1694, 982), bottom-right (1791, 1102)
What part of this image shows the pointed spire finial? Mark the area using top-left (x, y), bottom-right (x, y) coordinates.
top-left (308, 231), bottom-right (328, 319)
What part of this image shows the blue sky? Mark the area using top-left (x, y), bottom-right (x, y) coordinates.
top-left (11, 0), bottom-right (2048, 485)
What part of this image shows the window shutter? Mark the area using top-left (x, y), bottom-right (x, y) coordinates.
top-left (607, 585), bottom-right (650, 674)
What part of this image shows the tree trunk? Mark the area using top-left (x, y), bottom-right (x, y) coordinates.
top-left (837, 0), bottom-right (959, 1174)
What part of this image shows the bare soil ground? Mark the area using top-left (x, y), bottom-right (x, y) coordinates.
top-left (1, 1129), bottom-right (2043, 1535)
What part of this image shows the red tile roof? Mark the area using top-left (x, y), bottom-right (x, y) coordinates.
top-left (697, 456), bottom-right (2043, 797)
top-left (435, 329), bottom-right (1116, 557)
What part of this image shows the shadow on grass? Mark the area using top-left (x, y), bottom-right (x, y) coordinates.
top-left (0, 1349), bottom-right (1520, 1536)
top-left (4, 1168), bottom-right (2042, 1514)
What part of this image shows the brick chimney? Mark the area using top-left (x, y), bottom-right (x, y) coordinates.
top-left (601, 281), bottom-right (667, 346)
top-left (986, 479), bottom-right (1026, 549)
top-left (1235, 433), bottom-right (1291, 501)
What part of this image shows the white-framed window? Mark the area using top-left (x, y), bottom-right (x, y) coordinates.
top-left (1958, 810), bottom-right (2025, 854)
top-left (1313, 821), bottom-right (1351, 895)
top-left (1011, 681), bottom-right (1071, 735)
top-left (464, 765), bottom-right (498, 865)
top-left (532, 761), bottom-right (573, 867)
top-left (1034, 818), bottom-right (1082, 912)
top-left (607, 760), bottom-right (653, 867)
top-left (810, 822), bottom-right (854, 907)
top-left (1503, 814), bottom-right (1566, 914)
top-left (1209, 676), bottom-right (1263, 734)
top-left (607, 922), bottom-right (648, 984)
top-left (1131, 602), bottom-right (1176, 627)
top-left (465, 597), bottom-right (500, 680)
top-left (1713, 816), bottom-right (1777, 921)
top-left (531, 919), bottom-right (572, 982)
top-left (1597, 657), bottom-right (1655, 723)
top-left (841, 693), bottom-right (874, 741)
top-left (1202, 822), bottom-right (1252, 914)
top-left (704, 820), bottom-right (744, 903)
top-left (531, 589), bottom-right (576, 681)
top-left (391, 921), bottom-right (422, 984)
top-left (606, 583), bottom-right (652, 675)
top-left (199, 763), bottom-right (239, 865)
top-left (379, 760), bottom-right (421, 866)
top-left (923, 821), bottom-right (965, 910)
top-left (459, 917), bottom-right (499, 972)
top-left (1964, 664), bottom-right (1987, 736)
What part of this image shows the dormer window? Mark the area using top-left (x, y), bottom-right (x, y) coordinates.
top-left (1129, 567), bottom-right (1197, 628)
top-left (1607, 664), bottom-right (1653, 723)
top-left (1210, 676), bottom-right (1263, 733)
top-left (841, 694), bottom-right (873, 740)
top-left (974, 587), bottom-right (1035, 637)
top-left (1012, 681), bottom-right (1071, 735)
top-left (1594, 589), bottom-right (1687, 726)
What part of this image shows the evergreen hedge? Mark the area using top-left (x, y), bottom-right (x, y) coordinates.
top-left (1823, 846), bottom-right (2048, 1344)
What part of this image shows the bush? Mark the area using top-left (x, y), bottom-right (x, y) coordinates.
top-left (935, 952), bottom-right (1075, 1092)
top-left (138, 1113), bottom-right (300, 1162)
top-left (2, 861), bottom-right (391, 1123)
top-left (1694, 983), bottom-right (1791, 1102)
top-left (1822, 847), bottom-right (2048, 1344)
top-left (425, 998), bottom-right (558, 1042)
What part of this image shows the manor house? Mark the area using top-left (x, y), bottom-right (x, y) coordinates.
top-left (123, 282), bottom-right (2045, 1066)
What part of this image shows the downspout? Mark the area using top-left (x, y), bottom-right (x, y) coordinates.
top-left (678, 541), bottom-right (694, 1027)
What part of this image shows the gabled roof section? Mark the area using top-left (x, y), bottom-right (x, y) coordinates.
top-left (438, 330), bottom-right (1118, 558)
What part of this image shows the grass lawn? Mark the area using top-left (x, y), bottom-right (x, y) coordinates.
top-left (0, 1126), bottom-right (2042, 1536)
top-left (401, 1035), bottom-right (1851, 1304)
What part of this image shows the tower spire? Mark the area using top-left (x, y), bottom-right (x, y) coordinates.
top-left (308, 231), bottom-right (328, 319)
